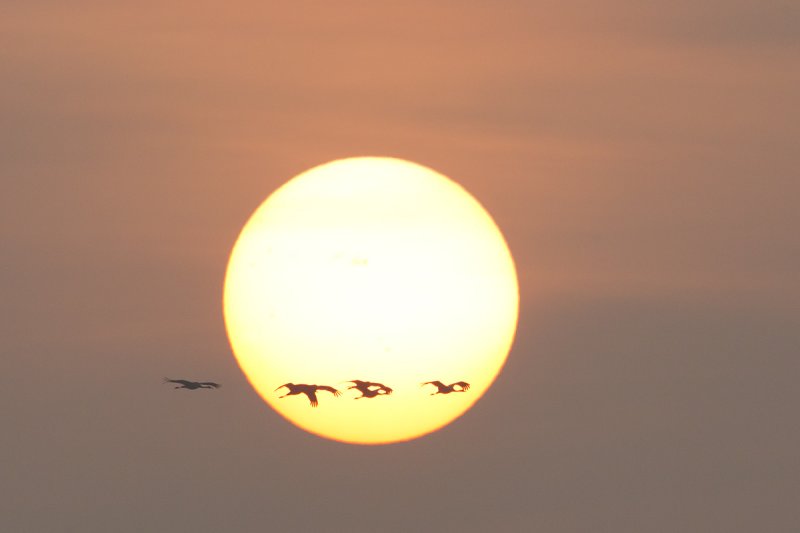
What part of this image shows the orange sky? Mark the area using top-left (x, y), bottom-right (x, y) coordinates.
top-left (2, 2), bottom-right (799, 531)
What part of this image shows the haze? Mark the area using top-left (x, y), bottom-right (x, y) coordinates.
top-left (2, 2), bottom-right (798, 531)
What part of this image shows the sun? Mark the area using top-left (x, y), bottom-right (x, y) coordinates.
top-left (223, 157), bottom-right (519, 445)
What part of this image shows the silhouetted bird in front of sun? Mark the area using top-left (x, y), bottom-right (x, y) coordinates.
top-left (164, 378), bottom-right (221, 390)
top-left (275, 383), bottom-right (341, 407)
top-left (354, 387), bottom-right (394, 399)
top-left (344, 380), bottom-right (393, 399)
top-left (421, 381), bottom-right (471, 395)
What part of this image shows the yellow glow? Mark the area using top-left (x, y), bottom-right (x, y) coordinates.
top-left (223, 157), bottom-right (518, 444)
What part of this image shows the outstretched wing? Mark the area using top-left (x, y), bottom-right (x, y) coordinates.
top-left (164, 378), bottom-right (192, 386)
top-left (317, 385), bottom-right (341, 397)
top-left (200, 382), bottom-right (221, 389)
top-left (453, 381), bottom-right (471, 391)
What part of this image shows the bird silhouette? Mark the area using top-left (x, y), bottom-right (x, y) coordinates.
top-left (275, 383), bottom-right (341, 407)
top-left (164, 378), bottom-right (221, 390)
top-left (421, 381), bottom-right (471, 395)
top-left (355, 387), bottom-right (392, 399)
top-left (344, 380), bottom-right (393, 399)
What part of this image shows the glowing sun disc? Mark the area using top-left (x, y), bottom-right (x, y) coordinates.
top-left (223, 157), bottom-right (519, 444)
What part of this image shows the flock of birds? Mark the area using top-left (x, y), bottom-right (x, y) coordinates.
top-left (164, 378), bottom-right (470, 407)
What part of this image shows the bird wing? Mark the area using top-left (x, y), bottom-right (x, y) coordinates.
top-left (200, 382), bottom-right (221, 388)
top-left (165, 378), bottom-right (193, 386)
top-left (453, 381), bottom-right (471, 391)
top-left (305, 390), bottom-right (319, 407)
top-left (421, 381), bottom-right (445, 389)
top-left (317, 385), bottom-right (341, 397)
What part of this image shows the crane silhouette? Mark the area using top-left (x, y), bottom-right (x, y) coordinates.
top-left (354, 387), bottom-right (394, 399)
top-left (421, 381), bottom-right (471, 395)
top-left (344, 380), bottom-right (393, 399)
top-left (164, 378), bottom-right (221, 390)
top-left (275, 383), bottom-right (341, 407)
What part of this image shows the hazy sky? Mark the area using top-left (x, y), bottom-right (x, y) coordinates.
top-left (3, 2), bottom-right (799, 531)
